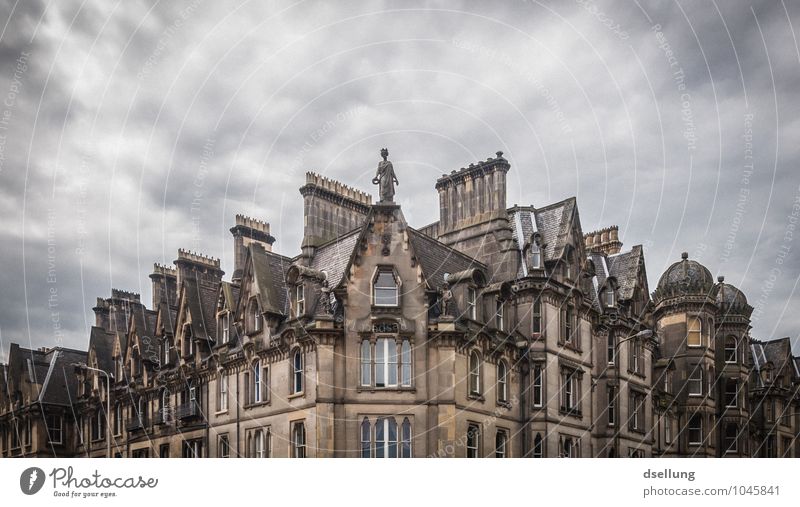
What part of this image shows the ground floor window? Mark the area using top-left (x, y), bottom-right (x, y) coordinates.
top-left (360, 416), bottom-right (412, 458)
top-left (182, 439), bottom-right (203, 458)
top-left (466, 423), bottom-right (481, 458)
top-left (495, 429), bottom-right (509, 458)
top-left (292, 421), bottom-right (306, 458)
top-left (219, 435), bottom-right (230, 458)
top-left (159, 444), bottom-right (170, 458)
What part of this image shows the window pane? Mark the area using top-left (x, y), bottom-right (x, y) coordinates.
top-left (376, 339), bottom-right (385, 387)
top-left (388, 418), bottom-right (398, 458)
top-left (375, 418), bottom-right (385, 458)
top-left (361, 419), bottom-right (371, 458)
top-left (401, 340), bottom-right (412, 387)
top-left (387, 339), bottom-right (398, 386)
top-left (401, 418), bottom-right (412, 458)
top-left (360, 341), bottom-right (371, 386)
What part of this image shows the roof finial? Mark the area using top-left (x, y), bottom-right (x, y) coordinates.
top-left (718, 275), bottom-right (725, 283)
top-left (681, 252), bottom-right (689, 260)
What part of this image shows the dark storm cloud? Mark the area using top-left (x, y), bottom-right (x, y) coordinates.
top-left (0, 0), bottom-right (799, 362)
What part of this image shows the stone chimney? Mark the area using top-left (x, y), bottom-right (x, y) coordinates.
top-left (149, 263), bottom-right (178, 308)
top-left (434, 152), bottom-right (516, 280)
top-left (91, 289), bottom-right (141, 334)
top-left (299, 172), bottom-right (372, 261)
top-left (173, 249), bottom-right (224, 290)
top-left (583, 225), bottom-right (623, 255)
top-left (230, 215), bottom-right (275, 282)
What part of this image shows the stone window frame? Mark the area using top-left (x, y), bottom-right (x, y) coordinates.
top-left (372, 265), bottom-right (401, 307)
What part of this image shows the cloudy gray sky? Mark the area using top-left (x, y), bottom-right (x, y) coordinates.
top-left (0, 0), bottom-right (798, 360)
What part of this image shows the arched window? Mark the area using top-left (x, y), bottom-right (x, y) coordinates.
top-left (401, 418), bottom-right (412, 458)
top-left (466, 423), bottom-right (481, 458)
top-left (687, 316), bottom-right (702, 347)
top-left (725, 336), bottom-right (738, 363)
top-left (360, 418), bottom-right (371, 458)
top-left (292, 349), bottom-right (304, 394)
top-left (360, 340), bottom-right (371, 387)
top-left (533, 433), bottom-right (543, 458)
top-left (253, 360), bottom-right (262, 403)
top-left (469, 351), bottom-right (481, 396)
top-left (532, 299), bottom-right (542, 334)
top-left (373, 268), bottom-right (398, 306)
top-left (603, 287), bottom-right (615, 307)
top-left (497, 360), bottom-right (508, 403)
top-left (291, 421), bottom-right (306, 458)
top-left (374, 417), bottom-right (398, 458)
top-left (530, 241), bottom-right (542, 269)
top-left (564, 248), bottom-right (575, 280)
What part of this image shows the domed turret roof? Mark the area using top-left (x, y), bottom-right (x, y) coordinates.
top-left (715, 276), bottom-right (753, 317)
top-left (653, 252), bottom-right (716, 303)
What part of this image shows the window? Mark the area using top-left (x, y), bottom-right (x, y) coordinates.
top-left (561, 436), bottom-right (579, 458)
top-left (249, 299), bottom-right (261, 333)
top-left (495, 300), bottom-right (505, 331)
top-left (765, 398), bottom-right (775, 422)
top-left (495, 429), bottom-right (509, 458)
top-left (469, 351), bottom-right (481, 396)
top-left (724, 379), bottom-right (737, 408)
top-left (607, 387), bottom-right (616, 426)
top-left (564, 250), bottom-right (574, 280)
top-left (532, 364), bottom-right (543, 407)
top-left (162, 340), bottom-right (170, 366)
top-left (603, 287), bottom-right (615, 307)
top-left (530, 242), bottom-right (541, 269)
top-left (401, 418), bottom-right (412, 458)
top-left (664, 370), bottom-right (672, 393)
top-left (725, 336), bottom-right (737, 363)
top-left (687, 316), bottom-right (702, 347)
top-left (375, 417), bottom-right (398, 458)
top-left (360, 340), bottom-right (371, 387)
top-left (607, 334), bottom-right (616, 365)
top-left (218, 374), bottom-right (229, 411)
top-left (292, 349), bottom-right (303, 394)
top-left (562, 304), bottom-right (574, 344)
top-left (687, 414), bottom-right (703, 445)
top-left (182, 439), bottom-right (203, 458)
top-left (91, 411), bottom-right (105, 441)
top-left (219, 435), bottom-right (230, 458)
top-left (688, 367), bottom-right (703, 396)
top-left (159, 444), bottom-right (170, 458)
top-left (533, 433), bottom-right (543, 458)
top-left (360, 418), bottom-right (371, 458)
top-left (467, 288), bottom-right (477, 320)
top-left (400, 340), bottom-right (412, 387)
top-left (665, 416), bottom-right (672, 444)
top-left (724, 423), bottom-right (738, 453)
top-left (220, 313), bottom-right (230, 344)
top-left (377, 337), bottom-right (398, 387)
top-left (373, 268), bottom-right (398, 306)
top-left (560, 368), bottom-right (581, 414)
top-left (466, 424), bottom-right (481, 458)
top-left (253, 361), bottom-right (263, 403)
top-left (252, 429), bottom-right (270, 458)
top-left (46, 415), bottom-right (62, 444)
top-left (291, 422), bottom-right (306, 458)
top-left (630, 391), bottom-right (645, 432)
top-left (159, 389), bottom-right (170, 424)
top-left (766, 435), bottom-right (775, 457)
top-left (629, 339), bottom-right (643, 374)
top-left (532, 299), bottom-right (541, 334)
top-left (113, 403), bottom-right (122, 436)
top-left (295, 284), bottom-right (305, 316)
top-left (497, 361), bottom-right (508, 403)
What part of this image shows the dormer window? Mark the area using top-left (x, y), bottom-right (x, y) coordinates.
top-left (248, 298), bottom-right (262, 333)
top-left (219, 313), bottom-right (230, 344)
top-left (603, 287), bottom-right (615, 307)
top-left (295, 285), bottom-right (305, 317)
top-left (564, 248), bottom-right (575, 280)
top-left (373, 267), bottom-right (398, 306)
top-left (495, 300), bottom-right (505, 331)
top-left (531, 242), bottom-right (542, 269)
top-left (467, 287), bottom-right (477, 320)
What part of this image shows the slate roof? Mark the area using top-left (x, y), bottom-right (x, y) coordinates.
top-left (250, 244), bottom-right (292, 316)
top-left (507, 197), bottom-right (577, 278)
top-left (181, 275), bottom-right (220, 341)
top-left (407, 228), bottom-right (487, 290)
top-left (607, 245), bottom-right (645, 300)
top-left (88, 326), bottom-right (116, 373)
top-left (308, 227), bottom-right (362, 289)
top-left (41, 348), bottom-right (88, 406)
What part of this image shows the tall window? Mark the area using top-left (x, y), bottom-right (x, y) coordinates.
top-left (629, 392), bottom-right (645, 432)
top-left (295, 284), bottom-right (305, 316)
top-left (252, 429), bottom-right (269, 458)
top-left (469, 351), bottom-right (481, 396)
top-left (373, 268), bottom-right (398, 306)
top-left (401, 418), bottom-right (412, 458)
top-left (607, 387), bottom-right (616, 426)
top-left (218, 374), bottom-right (228, 411)
top-left (687, 316), bottom-right (702, 347)
top-left (564, 250), bottom-right (574, 280)
top-left (725, 336), bottom-right (737, 363)
top-left (497, 361), bottom-right (509, 403)
top-left (292, 350), bottom-right (303, 394)
top-left (532, 364), bottom-right (543, 407)
top-left (665, 416), bottom-right (672, 444)
top-left (562, 304), bottom-right (574, 344)
top-left (219, 313), bottom-right (230, 344)
top-left (466, 424), bottom-right (481, 458)
top-left (629, 339), bottom-right (643, 374)
top-left (724, 379), bottom-right (737, 408)
top-left (361, 418), bottom-right (371, 458)
top-left (495, 300), bottom-right (505, 331)
top-left (467, 288), bottom-right (477, 320)
top-left (607, 334), bottom-right (616, 365)
top-left (291, 422), bottom-right (306, 458)
top-left (533, 433), bottom-right (543, 458)
top-left (400, 340), bottom-right (412, 387)
top-left (219, 435), bottom-right (230, 458)
top-left (603, 288), bottom-right (615, 307)
top-left (688, 367), bottom-right (703, 396)
top-left (183, 439), bottom-right (203, 458)
top-left (374, 417), bottom-right (398, 458)
top-left (687, 414), bottom-right (703, 445)
top-left (253, 361), bottom-right (263, 403)
top-left (160, 389), bottom-right (170, 423)
top-left (46, 415), bottom-right (62, 444)
top-left (532, 299), bottom-right (541, 334)
top-left (249, 299), bottom-right (261, 333)
top-left (560, 369), bottom-right (581, 414)
top-left (724, 423), bottom-right (738, 453)
top-left (375, 338), bottom-right (397, 387)
top-left (530, 242), bottom-right (541, 269)
top-left (113, 403), bottom-right (122, 436)
top-left (495, 429), bottom-right (509, 458)
top-left (360, 340), bottom-right (371, 387)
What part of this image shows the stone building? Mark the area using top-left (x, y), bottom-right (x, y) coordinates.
top-left (1, 150), bottom-right (798, 458)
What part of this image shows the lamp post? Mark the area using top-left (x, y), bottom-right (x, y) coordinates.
top-left (74, 363), bottom-right (113, 458)
top-left (612, 329), bottom-right (653, 457)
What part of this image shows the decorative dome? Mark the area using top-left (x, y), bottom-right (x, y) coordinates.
top-left (652, 252), bottom-right (716, 303)
top-left (715, 276), bottom-right (753, 316)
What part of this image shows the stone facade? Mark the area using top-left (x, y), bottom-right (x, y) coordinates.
top-left (1, 151), bottom-right (798, 458)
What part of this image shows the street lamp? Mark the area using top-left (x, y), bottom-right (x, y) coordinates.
top-left (611, 329), bottom-right (653, 457)
top-left (73, 363), bottom-right (113, 458)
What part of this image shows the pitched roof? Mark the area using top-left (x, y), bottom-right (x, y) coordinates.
top-left (88, 326), bottom-right (116, 373)
top-left (607, 244), bottom-right (645, 300)
top-left (407, 228), bottom-right (487, 290)
top-left (507, 197), bottom-right (577, 278)
top-left (308, 227), bottom-right (362, 290)
top-left (250, 244), bottom-right (292, 315)
top-left (181, 275), bottom-right (221, 341)
top-left (40, 348), bottom-right (88, 406)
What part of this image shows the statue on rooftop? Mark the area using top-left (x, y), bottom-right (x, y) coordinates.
top-left (372, 148), bottom-right (398, 203)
